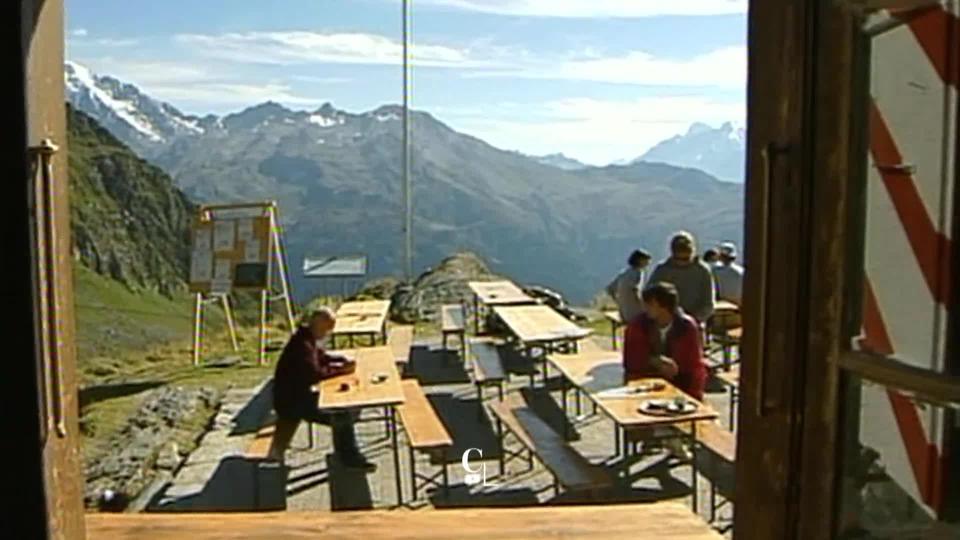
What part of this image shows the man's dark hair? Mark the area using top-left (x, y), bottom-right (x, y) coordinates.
top-left (703, 248), bottom-right (719, 262)
top-left (627, 249), bottom-right (651, 267)
top-left (642, 282), bottom-right (679, 311)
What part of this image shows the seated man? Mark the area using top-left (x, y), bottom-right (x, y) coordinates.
top-left (713, 241), bottom-right (744, 306)
top-left (622, 282), bottom-right (708, 460)
top-left (622, 282), bottom-right (707, 401)
top-left (267, 308), bottom-right (376, 471)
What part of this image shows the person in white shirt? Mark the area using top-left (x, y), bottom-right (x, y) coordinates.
top-left (606, 249), bottom-right (651, 324)
top-left (713, 242), bottom-right (744, 305)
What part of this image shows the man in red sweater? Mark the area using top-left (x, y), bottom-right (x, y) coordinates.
top-left (622, 282), bottom-right (707, 401)
top-left (266, 308), bottom-right (375, 471)
top-left (622, 282), bottom-right (707, 459)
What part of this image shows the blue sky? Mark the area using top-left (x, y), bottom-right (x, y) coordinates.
top-left (66, 0), bottom-right (746, 164)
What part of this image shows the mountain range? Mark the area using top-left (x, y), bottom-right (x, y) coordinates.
top-left (65, 61), bottom-right (744, 303)
top-left (631, 121), bottom-right (746, 183)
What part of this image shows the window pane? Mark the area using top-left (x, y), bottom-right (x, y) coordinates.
top-left (837, 374), bottom-right (959, 539)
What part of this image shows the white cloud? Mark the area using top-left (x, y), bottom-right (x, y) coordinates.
top-left (71, 28), bottom-right (89, 37)
top-left (78, 58), bottom-right (321, 113)
top-left (174, 31), bottom-right (490, 68)
top-left (410, 0), bottom-right (747, 18)
top-left (435, 96), bottom-right (744, 165)
top-left (467, 46), bottom-right (746, 88)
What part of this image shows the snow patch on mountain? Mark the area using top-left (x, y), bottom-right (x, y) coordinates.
top-left (66, 61), bottom-right (164, 142)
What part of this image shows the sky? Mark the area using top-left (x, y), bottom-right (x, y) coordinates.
top-left (65, 0), bottom-right (747, 165)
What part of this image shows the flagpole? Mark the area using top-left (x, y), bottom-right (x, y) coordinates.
top-left (402, 0), bottom-right (413, 282)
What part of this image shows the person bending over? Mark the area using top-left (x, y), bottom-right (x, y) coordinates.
top-left (267, 308), bottom-right (376, 471)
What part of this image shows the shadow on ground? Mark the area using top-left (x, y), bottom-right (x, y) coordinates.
top-left (407, 346), bottom-right (471, 385)
top-left (231, 380), bottom-right (274, 436)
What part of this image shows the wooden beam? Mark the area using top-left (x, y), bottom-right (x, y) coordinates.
top-left (838, 351), bottom-right (960, 405)
top-left (86, 503), bottom-right (723, 540)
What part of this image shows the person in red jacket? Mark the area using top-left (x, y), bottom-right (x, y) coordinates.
top-left (622, 281), bottom-right (707, 401)
top-left (266, 308), bottom-right (375, 471)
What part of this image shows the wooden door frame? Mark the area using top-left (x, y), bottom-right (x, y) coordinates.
top-left (12, 1), bottom-right (52, 538)
top-left (737, 1), bottom-right (862, 538)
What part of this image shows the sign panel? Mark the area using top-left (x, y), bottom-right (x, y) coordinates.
top-left (303, 255), bottom-right (368, 278)
top-left (189, 211), bottom-right (272, 293)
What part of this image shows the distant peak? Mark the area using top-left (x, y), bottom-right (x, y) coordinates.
top-left (315, 102), bottom-right (339, 116)
top-left (687, 122), bottom-right (712, 135)
top-left (253, 101), bottom-right (290, 112)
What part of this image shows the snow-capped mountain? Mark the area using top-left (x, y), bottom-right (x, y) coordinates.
top-left (65, 61), bottom-right (211, 156)
top-left (533, 153), bottom-right (588, 170)
top-left (627, 121), bottom-right (746, 183)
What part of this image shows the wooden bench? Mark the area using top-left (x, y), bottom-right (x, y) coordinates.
top-left (470, 340), bottom-right (506, 418)
top-left (244, 422), bottom-right (286, 511)
top-left (488, 393), bottom-right (613, 498)
top-left (397, 380), bottom-right (453, 501)
top-left (388, 324), bottom-right (415, 367)
top-left (577, 337), bottom-right (605, 353)
top-left (441, 304), bottom-right (467, 361)
top-left (676, 421), bottom-right (736, 530)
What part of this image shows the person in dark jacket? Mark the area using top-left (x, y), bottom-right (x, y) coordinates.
top-left (267, 308), bottom-right (375, 470)
top-left (646, 231), bottom-right (716, 324)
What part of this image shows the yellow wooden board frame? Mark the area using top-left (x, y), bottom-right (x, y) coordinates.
top-left (189, 201), bottom-right (296, 366)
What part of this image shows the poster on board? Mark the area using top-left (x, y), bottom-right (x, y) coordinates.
top-left (213, 220), bottom-right (236, 252)
top-left (190, 250), bottom-right (213, 282)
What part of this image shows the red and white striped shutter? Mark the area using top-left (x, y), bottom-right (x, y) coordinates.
top-left (857, 3), bottom-right (958, 516)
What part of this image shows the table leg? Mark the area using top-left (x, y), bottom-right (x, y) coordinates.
top-left (391, 406), bottom-right (403, 506)
top-left (690, 420), bottom-right (698, 515)
top-left (728, 387), bottom-right (735, 429)
top-left (473, 294), bottom-right (480, 334)
top-left (561, 377), bottom-right (569, 440)
top-left (611, 320), bottom-right (617, 350)
top-left (409, 446), bottom-right (417, 502)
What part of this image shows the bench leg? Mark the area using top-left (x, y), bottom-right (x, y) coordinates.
top-left (308, 421), bottom-right (315, 449)
top-left (409, 446), bottom-right (418, 502)
top-left (383, 406), bottom-right (391, 440)
top-left (443, 462), bottom-right (449, 499)
top-left (391, 406), bottom-right (403, 507)
top-left (476, 384), bottom-right (484, 421)
top-left (496, 417), bottom-right (505, 476)
top-left (527, 449), bottom-right (534, 472)
top-left (497, 383), bottom-right (504, 402)
top-left (611, 320), bottom-right (617, 350)
top-left (553, 474), bottom-right (560, 497)
top-left (710, 480), bottom-right (717, 523)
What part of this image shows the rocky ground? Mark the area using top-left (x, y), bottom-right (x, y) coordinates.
top-left (84, 386), bottom-right (222, 509)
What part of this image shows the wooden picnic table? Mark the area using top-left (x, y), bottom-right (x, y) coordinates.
top-left (546, 350), bottom-right (719, 515)
top-left (468, 280), bottom-right (536, 334)
top-left (332, 299), bottom-right (391, 347)
top-left (493, 304), bottom-right (592, 386)
top-left (315, 346), bottom-right (405, 505)
top-left (493, 304), bottom-right (591, 345)
top-left (603, 310), bottom-right (624, 350)
top-left (86, 501), bottom-right (724, 539)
